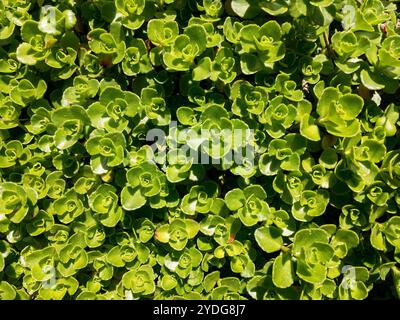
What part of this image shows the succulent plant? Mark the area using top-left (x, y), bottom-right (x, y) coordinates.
top-left (0, 0), bottom-right (399, 302)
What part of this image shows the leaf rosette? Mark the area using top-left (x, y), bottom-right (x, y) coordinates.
top-left (259, 134), bottom-right (307, 175)
top-left (88, 23), bottom-right (126, 64)
top-left (0, 182), bottom-right (37, 224)
top-left (292, 189), bottom-right (330, 222)
top-left (121, 265), bottom-right (155, 296)
top-left (121, 161), bottom-right (170, 211)
top-left (88, 184), bottom-right (123, 227)
top-left (239, 20), bottom-right (285, 74)
top-left (155, 219), bottom-right (199, 251)
top-left (86, 131), bottom-right (126, 174)
top-left (293, 228), bottom-right (335, 285)
top-left (230, 80), bottom-right (268, 117)
top-left (115, 0), bottom-right (147, 30)
top-left (140, 88), bottom-right (171, 126)
top-left (122, 39), bottom-right (153, 76)
top-left (148, 19), bottom-right (179, 47)
top-left (225, 185), bottom-right (269, 227)
top-left (52, 190), bottom-right (84, 224)
top-left (181, 181), bottom-right (219, 216)
top-left (163, 25), bottom-right (207, 71)
top-left (317, 87), bottom-right (364, 137)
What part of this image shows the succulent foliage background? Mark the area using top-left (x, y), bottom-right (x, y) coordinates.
top-left (0, 0), bottom-right (400, 300)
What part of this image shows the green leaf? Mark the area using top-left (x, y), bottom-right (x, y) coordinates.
top-left (0, 281), bottom-right (16, 300)
top-left (225, 188), bottom-right (246, 211)
top-left (203, 271), bottom-right (220, 292)
top-left (293, 228), bottom-right (330, 255)
top-left (161, 274), bottom-right (177, 291)
top-left (231, 0), bottom-right (261, 19)
top-left (193, 57), bottom-right (212, 81)
top-left (121, 186), bottom-right (146, 211)
top-left (272, 253), bottom-right (294, 289)
top-left (255, 226), bottom-right (283, 253)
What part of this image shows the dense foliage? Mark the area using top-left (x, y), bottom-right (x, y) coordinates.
top-left (0, 0), bottom-right (400, 300)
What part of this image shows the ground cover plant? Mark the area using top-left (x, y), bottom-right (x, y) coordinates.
top-left (0, 0), bottom-right (400, 300)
